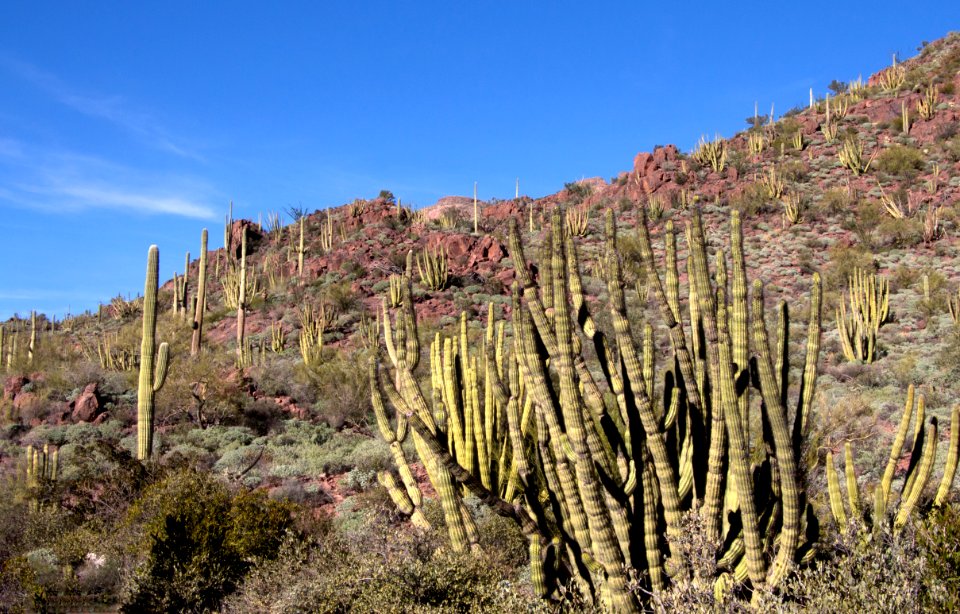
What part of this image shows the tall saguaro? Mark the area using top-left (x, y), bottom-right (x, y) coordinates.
top-left (191, 229), bottom-right (208, 356)
top-left (137, 245), bottom-right (170, 461)
top-left (236, 227), bottom-right (247, 366)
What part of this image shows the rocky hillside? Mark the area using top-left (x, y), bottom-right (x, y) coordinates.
top-left (2, 31), bottom-right (960, 613)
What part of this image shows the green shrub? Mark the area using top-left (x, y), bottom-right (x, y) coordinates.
top-left (875, 145), bottom-right (925, 178)
top-left (120, 470), bottom-right (293, 613)
top-left (919, 503), bottom-right (960, 611)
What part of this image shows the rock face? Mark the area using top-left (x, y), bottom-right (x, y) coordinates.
top-left (70, 382), bottom-right (102, 422)
top-left (228, 219), bottom-right (265, 259)
top-left (3, 375), bottom-right (27, 401)
top-left (631, 145), bottom-right (679, 195)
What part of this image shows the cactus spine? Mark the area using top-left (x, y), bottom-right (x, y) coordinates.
top-left (191, 229), bottom-right (208, 356)
top-left (137, 245), bottom-right (170, 461)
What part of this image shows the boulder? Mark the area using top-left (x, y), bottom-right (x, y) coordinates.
top-left (70, 382), bottom-right (102, 422)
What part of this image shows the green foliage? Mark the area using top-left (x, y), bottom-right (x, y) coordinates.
top-left (875, 145), bottom-right (925, 178)
top-left (223, 520), bottom-right (541, 613)
top-left (378, 190), bottom-right (396, 203)
top-left (563, 181), bottom-right (593, 203)
top-left (120, 470), bottom-right (293, 613)
top-left (299, 349), bottom-right (371, 428)
top-left (824, 244), bottom-right (876, 291)
top-left (919, 504), bottom-right (960, 610)
top-left (771, 527), bottom-right (932, 611)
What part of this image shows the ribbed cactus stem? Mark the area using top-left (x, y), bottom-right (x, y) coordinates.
top-left (191, 229), bottom-right (208, 356)
top-left (844, 442), bottom-right (860, 518)
top-left (236, 227), bottom-right (247, 367)
top-left (895, 418), bottom-right (938, 531)
top-left (137, 245), bottom-right (170, 461)
top-left (881, 385), bottom-right (915, 502)
top-left (934, 405), bottom-right (959, 506)
top-left (826, 451), bottom-right (847, 527)
top-left (28, 311), bottom-right (36, 365)
top-left (751, 281), bottom-right (805, 586)
top-left (182, 251), bottom-right (190, 317)
top-left (298, 217), bottom-right (305, 277)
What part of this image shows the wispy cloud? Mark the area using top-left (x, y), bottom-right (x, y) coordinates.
top-left (0, 57), bottom-right (203, 160)
top-left (0, 138), bottom-right (218, 219)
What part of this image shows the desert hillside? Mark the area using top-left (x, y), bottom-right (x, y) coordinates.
top-left (2, 32), bottom-right (960, 613)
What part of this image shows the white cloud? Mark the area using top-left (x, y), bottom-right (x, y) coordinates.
top-left (0, 138), bottom-right (218, 220)
top-left (0, 57), bottom-right (203, 160)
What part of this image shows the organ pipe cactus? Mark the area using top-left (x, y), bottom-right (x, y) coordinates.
top-left (137, 245), bottom-right (170, 461)
top-left (836, 267), bottom-right (889, 363)
top-left (564, 205), bottom-right (589, 236)
top-left (917, 83), bottom-right (939, 120)
top-left (371, 205), bottom-right (824, 610)
top-left (837, 137), bottom-right (878, 175)
top-left (416, 245), bottom-right (448, 291)
top-left (693, 135), bottom-right (727, 172)
top-left (827, 386), bottom-right (958, 531)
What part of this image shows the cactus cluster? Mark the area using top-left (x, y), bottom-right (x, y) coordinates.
top-left (836, 268), bottom-right (890, 363)
top-left (564, 205), bottom-right (589, 236)
top-left (25, 443), bottom-right (58, 487)
top-left (416, 245), bottom-right (448, 291)
top-left (96, 333), bottom-right (137, 371)
top-left (297, 302), bottom-right (332, 367)
top-left (826, 385), bottom-right (959, 532)
top-left (757, 166), bottom-right (785, 200)
top-left (692, 135), bottom-right (727, 172)
top-left (917, 83), bottom-right (939, 120)
top-left (837, 137), bottom-right (878, 175)
top-left (372, 206), bottom-right (825, 610)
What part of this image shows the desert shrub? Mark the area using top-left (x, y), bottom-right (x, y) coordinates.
top-left (730, 182), bottom-right (773, 217)
top-left (155, 350), bottom-right (246, 429)
top-left (774, 525), bottom-right (938, 612)
top-left (876, 215), bottom-right (923, 248)
top-left (875, 145), bottom-right (925, 178)
top-left (918, 503), bottom-right (960, 611)
top-left (564, 181), bottom-right (593, 203)
top-left (300, 350), bottom-right (371, 428)
top-left (819, 188), bottom-right (854, 216)
top-left (824, 244), bottom-right (876, 291)
top-left (616, 232), bottom-right (647, 284)
top-left (223, 520), bottom-right (542, 614)
top-left (119, 470), bottom-right (294, 613)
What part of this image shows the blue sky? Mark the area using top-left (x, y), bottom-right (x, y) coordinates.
top-left (1, 2), bottom-right (958, 319)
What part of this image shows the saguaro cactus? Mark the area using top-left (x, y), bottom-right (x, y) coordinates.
top-left (237, 227), bottom-right (248, 367)
top-left (137, 245), bottom-right (170, 461)
top-left (27, 311), bottom-right (36, 365)
top-left (191, 229), bottom-right (208, 356)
